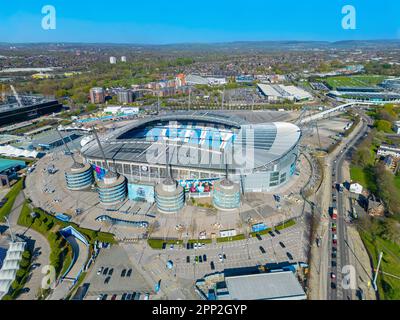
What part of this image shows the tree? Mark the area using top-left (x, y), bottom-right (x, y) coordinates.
top-left (375, 120), bottom-right (393, 133)
top-left (354, 147), bottom-right (372, 167)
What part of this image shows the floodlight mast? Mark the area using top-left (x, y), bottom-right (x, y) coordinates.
top-left (56, 128), bottom-right (80, 165)
top-left (91, 126), bottom-right (112, 172)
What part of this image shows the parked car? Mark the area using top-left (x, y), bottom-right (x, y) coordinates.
top-left (256, 234), bottom-right (262, 241)
top-left (279, 241), bottom-right (286, 248)
top-left (210, 261), bottom-right (215, 270)
top-left (102, 294), bottom-right (108, 300)
top-left (104, 276), bottom-right (111, 284)
top-left (186, 243), bottom-right (190, 250)
top-left (121, 269), bottom-right (126, 277)
top-left (186, 256), bottom-right (190, 263)
top-left (218, 254), bottom-right (223, 262)
top-left (268, 231), bottom-right (275, 237)
top-left (198, 255), bottom-right (203, 263)
top-left (286, 252), bottom-right (294, 260)
top-left (111, 294), bottom-right (117, 300)
top-left (223, 253), bottom-right (227, 260)
top-left (97, 267), bottom-right (103, 275)
top-left (108, 268), bottom-right (114, 276)
top-left (126, 293), bottom-right (132, 300)
top-left (126, 269), bottom-right (132, 277)
top-left (121, 293), bottom-right (127, 300)
top-left (259, 246), bottom-right (266, 254)
top-left (274, 229), bottom-right (281, 235)
top-left (161, 243), bottom-right (166, 250)
top-left (331, 273), bottom-right (336, 280)
top-left (102, 267), bottom-right (109, 275)
top-left (203, 254), bottom-right (207, 262)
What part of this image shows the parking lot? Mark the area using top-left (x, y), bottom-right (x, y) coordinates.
top-left (84, 245), bottom-right (152, 300)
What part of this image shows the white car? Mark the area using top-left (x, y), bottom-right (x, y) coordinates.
top-left (218, 254), bottom-right (223, 262)
top-left (194, 243), bottom-right (198, 250)
top-left (97, 294), bottom-right (103, 300)
top-left (97, 267), bottom-right (103, 275)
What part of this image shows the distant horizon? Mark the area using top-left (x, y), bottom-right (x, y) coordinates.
top-left (1, 39), bottom-right (400, 46)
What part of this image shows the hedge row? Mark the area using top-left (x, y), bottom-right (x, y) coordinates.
top-left (0, 178), bottom-right (24, 222)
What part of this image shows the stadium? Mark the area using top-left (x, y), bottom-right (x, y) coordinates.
top-left (81, 112), bottom-right (301, 203)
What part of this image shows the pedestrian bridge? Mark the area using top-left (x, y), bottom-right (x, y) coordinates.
top-left (299, 102), bottom-right (375, 124)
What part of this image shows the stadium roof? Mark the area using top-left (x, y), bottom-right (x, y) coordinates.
top-left (220, 271), bottom-right (307, 300)
top-left (81, 112), bottom-right (301, 172)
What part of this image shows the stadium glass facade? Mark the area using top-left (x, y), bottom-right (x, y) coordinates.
top-left (155, 191), bottom-right (185, 213)
top-left (65, 163), bottom-right (94, 191)
top-left (97, 175), bottom-right (127, 205)
top-left (212, 179), bottom-right (241, 210)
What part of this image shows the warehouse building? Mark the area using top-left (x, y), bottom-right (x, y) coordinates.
top-left (257, 84), bottom-right (313, 102)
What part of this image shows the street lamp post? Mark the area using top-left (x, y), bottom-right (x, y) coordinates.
top-left (4, 216), bottom-right (15, 242)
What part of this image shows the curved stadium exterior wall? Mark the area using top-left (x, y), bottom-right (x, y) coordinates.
top-left (81, 112), bottom-right (301, 194)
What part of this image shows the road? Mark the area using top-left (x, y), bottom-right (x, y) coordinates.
top-left (328, 111), bottom-right (373, 300)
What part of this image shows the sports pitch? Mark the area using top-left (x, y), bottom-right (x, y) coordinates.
top-left (324, 75), bottom-right (385, 89)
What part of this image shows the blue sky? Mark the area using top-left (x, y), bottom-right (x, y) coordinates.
top-left (0, 0), bottom-right (399, 43)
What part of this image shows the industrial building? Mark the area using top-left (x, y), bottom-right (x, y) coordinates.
top-left (186, 74), bottom-right (227, 86)
top-left (0, 159), bottom-right (26, 187)
top-left (196, 270), bottom-right (307, 300)
top-left (257, 84), bottom-right (313, 102)
top-left (32, 130), bottom-right (82, 151)
top-left (380, 77), bottom-right (400, 91)
top-left (0, 97), bottom-right (63, 127)
top-left (81, 112), bottom-right (301, 209)
top-left (328, 90), bottom-right (400, 104)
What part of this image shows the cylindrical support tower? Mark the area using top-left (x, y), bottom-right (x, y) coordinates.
top-left (65, 163), bottom-right (93, 191)
top-left (212, 178), bottom-right (241, 210)
top-left (97, 172), bottom-right (127, 205)
top-left (155, 178), bottom-right (185, 213)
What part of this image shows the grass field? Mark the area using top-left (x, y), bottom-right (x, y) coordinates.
top-left (0, 179), bottom-right (24, 222)
top-left (325, 75), bottom-right (385, 90)
top-left (360, 231), bottom-right (400, 300)
top-left (350, 166), bottom-right (369, 187)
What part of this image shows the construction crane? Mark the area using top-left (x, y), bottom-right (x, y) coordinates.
top-left (10, 85), bottom-right (23, 108)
